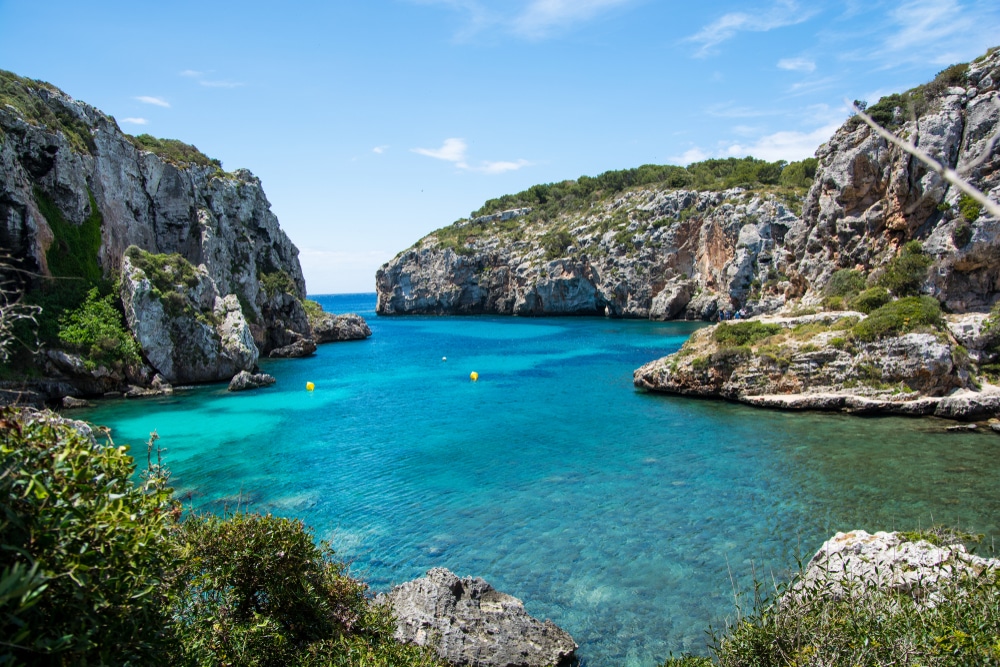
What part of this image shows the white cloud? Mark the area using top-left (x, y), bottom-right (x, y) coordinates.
top-left (512, 0), bottom-right (634, 38)
top-left (199, 80), bottom-right (244, 89)
top-left (135, 96), bottom-right (170, 108)
top-left (373, 145), bottom-right (389, 154)
top-left (179, 69), bottom-right (204, 78)
top-left (686, 1), bottom-right (816, 58)
top-left (725, 121), bottom-right (842, 161)
top-left (412, 138), bottom-right (531, 173)
top-left (786, 76), bottom-right (838, 96)
top-left (121, 117), bottom-right (148, 125)
top-left (413, 138), bottom-right (469, 163)
top-left (670, 147), bottom-right (709, 165)
top-left (777, 57), bottom-right (816, 72)
top-left (706, 102), bottom-right (780, 118)
top-left (411, 0), bottom-right (635, 40)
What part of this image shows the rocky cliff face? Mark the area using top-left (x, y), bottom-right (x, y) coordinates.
top-left (0, 70), bottom-right (320, 393)
top-left (377, 49), bottom-right (1000, 320)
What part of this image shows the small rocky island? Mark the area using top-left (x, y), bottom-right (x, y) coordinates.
top-left (0, 69), bottom-right (370, 406)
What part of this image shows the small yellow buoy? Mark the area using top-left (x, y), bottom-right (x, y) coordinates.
top-left (470, 372), bottom-right (479, 382)
top-left (306, 382), bottom-right (315, 391)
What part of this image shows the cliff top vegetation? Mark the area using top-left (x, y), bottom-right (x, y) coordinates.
top-left (0, 68), bottom-right (95, 154)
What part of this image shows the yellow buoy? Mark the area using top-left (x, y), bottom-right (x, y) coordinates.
top-left (306, 382), bottom-right (315, 391)
top-left (470, 372), bottom-right (479, 382)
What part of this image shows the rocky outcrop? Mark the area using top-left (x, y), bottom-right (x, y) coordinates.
top-left (0, 69), bottom-right (312, 396)
top-left (631, 311), bottom-right (1000, 418)
top-left (268, 336), bottom-right (317, 358)
top-left (227, 370), bottom-right (276, 391)
top-left (378, 49), bottom-right (1000, 320)
top-left (795, 530), bottom-right (999, 604)
top-left (310, 312), bottom-right (372, 343)
top-left (381, 568), bottom-right (577, 667)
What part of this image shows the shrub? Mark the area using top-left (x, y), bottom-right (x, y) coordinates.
top-left (0, 408), bottom-right (179, 665)
top-left (713, 321), bottom-right (782, 347)
top-left (57, 286), bottom-right (141, 369)
top-left (850, 286), bottom-right (892, 313)
top-left (851, 296), bottom-right (943, 341)
top-left (875, 241), bottom-right (933, 296)
top-left (260, 269), bottom-right (297, 298)
top-left (953, 222), bottom-right (973, 247)
top-left (128, 133), bottom-right (223, 169)
top-left (824, 269), bottom-right (866, 298)
top-left (541, 229), bottom-right (574, 260)
top-left (959, 194), bottom-right (983, 222)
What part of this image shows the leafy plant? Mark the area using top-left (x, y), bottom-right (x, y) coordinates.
top-left (851, 296), bottom-right (943, 341)
top-left (959, 193), bottom-right (983, 222)
top-left (127, 133), bottom-right (223, 169)
top-left (824, 269), bottom-right (866, 298)
top-left (57, 286), bottom-right (141, 369)
top-left (850, 286), bottom-right (892, 314)
top-left (875, 241), bottom-right (933, 296)
top-left (713, 321), bottom-right (782, 347)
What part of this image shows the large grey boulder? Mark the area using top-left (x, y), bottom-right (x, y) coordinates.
top-left (381, 568), bottom-right (577, 667)
top-left (310, 312), bottom-right (372, 343)
top-left (227, 370), bottom-right (276, 391)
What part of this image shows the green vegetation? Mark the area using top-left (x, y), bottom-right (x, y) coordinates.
top-left (858, 62), bottom-right (971, 130)
top-left (851, 295), bottom-right (943, 341)
top-left (875, 241), bottom-right (933, 296)
top-left (713, 321), bottom-right (782, 347)
top-left (470, 157), bottom-right (818, 221)
top-left (36, 187), bottom-right (103, 285)
top-left (850, 286), bottom-right (892, 313)
top-left (662, 548), bottom-right (1000, 667)
top-left (0, 69), bottom-right (95, 154)
top-left (823, 268), bottom-right (866, 298)
top-left (126, 246), bottom-right (204, 319)
top-left (0, 408), bottom-right (445, 667)
top-left (260, 269), bottom-right (298, 298)
top-left (899, 526), bottom-right (985, 548)
top-left (127, 133), bottom-right (223, 169)
top-left (953, 222), bottom-right (973, 247)
top-left (959, 193), bottom-right (983, 222)
top-left (57, 287), bottom-right (141, 370)
top-left (541, 229), bottom-right (574, 260)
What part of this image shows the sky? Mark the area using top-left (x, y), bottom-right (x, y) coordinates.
top-left (1, 1), bottom-right (999, 294)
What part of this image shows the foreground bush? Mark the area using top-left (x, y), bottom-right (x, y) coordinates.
top-left (0, 409), bottom-right (442, 667)
top-left (851, 296), bottom-right (943, 341)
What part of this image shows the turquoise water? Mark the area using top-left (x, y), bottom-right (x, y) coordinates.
top-left (79, 294), bottom-right (1000, 666)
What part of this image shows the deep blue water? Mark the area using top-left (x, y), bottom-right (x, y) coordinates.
top-left (78, 293), bottom-right (1000, 666)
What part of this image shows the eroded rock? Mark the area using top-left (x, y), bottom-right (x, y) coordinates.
top-left (227, 371), bottom-right (276, 391)
top-left (381, 568), bottom-right (577, 667)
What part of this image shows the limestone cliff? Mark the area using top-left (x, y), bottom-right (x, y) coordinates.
top-left (0, 69), bottom-right (347, 398)
top-left (377, 48), bottom-right (1000, 320)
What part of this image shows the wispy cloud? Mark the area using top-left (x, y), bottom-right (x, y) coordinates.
top-left (725, 121), bottom-right (842, 161)
top-left (670, 147), bottom-right (710, 165)
top-left (179, 69), bottom-right (204, 78)
top-left (706, 102), bottom-right (781, 118)
top-left (786, 76), bottom-right (838, 96)
top-left (777, 57), bottom-right (816, 72)
top-left (135, 96), bottom-right (170, 108)
top-left (178, 69), bottom-right (245, 89)
top-left (121, 117), bottom-right (148, 125)
top-left (412, 0), bottom-right (636, 40)
top-left (686, 1), bottom-right (817, 58)
top-left (412, 138), bottom-right (531, 173)
top-left (373, 145), bottom-right (389, 154)
top-left (199, 80), bottom-right (244, 89)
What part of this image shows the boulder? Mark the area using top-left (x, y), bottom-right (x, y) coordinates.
top-left (268, 336), bottom-right (317, 358)
top-left (381, 568), bottom-right (577, 667)
top-left (228, 371), bottom-right (276, 391)
top-left (310, 312), bottom-right (372, 343)
top-left (61, 396), bottom-right (92, 409)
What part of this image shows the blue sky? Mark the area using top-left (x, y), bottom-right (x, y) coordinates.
top-left (2, 1), bottom-right (999, 293)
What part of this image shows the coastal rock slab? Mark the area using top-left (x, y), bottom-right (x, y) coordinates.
top-left (796, 530), bottom-right (1000, 603)
top-left (382, 568), bottom-right (577, 667)
top-left (268, 336), bottom-right (317, 358)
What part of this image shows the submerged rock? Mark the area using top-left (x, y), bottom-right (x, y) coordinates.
top-left (381, 567), bottom-right (577, 667)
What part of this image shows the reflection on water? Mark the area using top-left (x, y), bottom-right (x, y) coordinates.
top-left (78, 294), bottom-right (1000, 667)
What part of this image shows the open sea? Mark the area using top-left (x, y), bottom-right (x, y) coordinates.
top-left (77, 293), bottom-right (1000, 666)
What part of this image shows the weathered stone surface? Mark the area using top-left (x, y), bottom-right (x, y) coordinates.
top-left (0, 72), bottom-right (312, 395)
top-left (381, 568), bottom-right (577, 667)
top-left (61, 396), bottom-right (92, 408)
top-left (796, 530), bottom-right (1000, 604)
top-left (268, 336), bottom-right (317, 358)
top-left (310, 311), bottom-right (372, 343)
top-left (227, 370), bottom-right (276, 391)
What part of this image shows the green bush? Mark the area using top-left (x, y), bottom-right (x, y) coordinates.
top-left (57, 286), bottom-right (141, 369)
top-left (824, 269), bottom-right (866, 298)
top-left (850, 286), bottom-right (892, 313)
top-left (953, 222), bottom-right (973, 247)
top-left (541, 229), bottom-right (574, 260)
top-left (851, 296), bottom-right (943, 341)
top-left (0, 408), bottom-right (179, 665)
top-left (128, 134), bottom-right (223, 169)
top-left (0, 409), bottom-right (445, 667)
top-left (713, 321), bottom-right (782, 347)
top-left (35, 187), bottom-right (104, 285)
top-left (875, 241), bottom-right (933, 296)
top-left (959, 194), bottom-right (983, 222)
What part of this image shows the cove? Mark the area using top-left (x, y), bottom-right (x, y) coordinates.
top-left (77, 293), bottom-right (1000, 667)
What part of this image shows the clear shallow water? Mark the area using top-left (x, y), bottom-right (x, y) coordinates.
top-left (79, 293), bottom-right (1000, 666)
